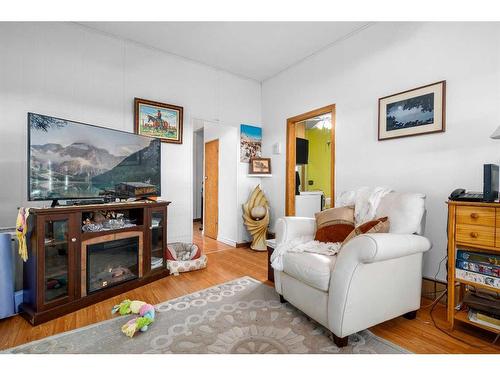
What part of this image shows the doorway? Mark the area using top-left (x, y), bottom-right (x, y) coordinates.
top-left (204, 139), bottom-right (219, 239)
top-left (193, 128), bottom-right (204, 228)
top-left (286, 105), bottom-right (336, 216)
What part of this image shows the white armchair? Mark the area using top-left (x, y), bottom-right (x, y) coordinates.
top-left (273, 192), bottom-right (432, 347)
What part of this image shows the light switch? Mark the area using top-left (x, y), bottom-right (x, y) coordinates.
top-left (273, 142), bottom-right (281, 155)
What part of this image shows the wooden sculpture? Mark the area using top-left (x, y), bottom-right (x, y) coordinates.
top-left (242, 185), bottom-right (270, 251)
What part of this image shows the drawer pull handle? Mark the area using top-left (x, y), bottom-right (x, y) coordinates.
top-left (470, 213), bottom-right (479, 219)
top-left (470, 232), bottom-right (479, 238)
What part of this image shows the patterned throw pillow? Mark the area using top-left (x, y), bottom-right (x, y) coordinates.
top-left (314, 206), bottom-right (355, 243)
top-left (343, 217), bottom-right (390, 244)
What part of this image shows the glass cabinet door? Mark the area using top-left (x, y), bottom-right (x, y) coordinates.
top-left (150, 210), bottom-right (165, 271)
top-left (43, 218), bottom-right (70, 303)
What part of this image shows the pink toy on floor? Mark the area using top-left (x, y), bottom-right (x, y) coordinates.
top-left (111, 299), bottom-right (155, 337)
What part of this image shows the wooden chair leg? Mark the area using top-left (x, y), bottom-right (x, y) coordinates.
top-left (279, 295), bottom-right (287, 303)
top-left (403, 310), bottom-right (417, 320)
top-left (332, 332), bottom-right (349, 348)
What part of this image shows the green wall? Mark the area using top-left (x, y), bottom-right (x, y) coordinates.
top-left (305, 127), bottom-right (331, 198)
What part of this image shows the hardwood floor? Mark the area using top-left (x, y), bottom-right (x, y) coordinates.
top-left (371, 300), bottom-right (499, 354)
top-left (192, 220), bottom-right (235, 253)
top-left (0, 223), bottom-right (498, 353)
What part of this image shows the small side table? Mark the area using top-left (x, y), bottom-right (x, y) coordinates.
top-left (266, 239), bottom-right (276, 282)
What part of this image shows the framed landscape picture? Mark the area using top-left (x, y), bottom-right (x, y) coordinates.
top-left (249, 158), bottom-right (271, 175)
top-left (378, 81), bottom-right (446, 141)
top-left (134, 98), bottom-right (184, 144)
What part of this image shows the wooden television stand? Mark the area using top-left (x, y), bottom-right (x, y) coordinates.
top-left (21, 200), bottom-right (170, 325)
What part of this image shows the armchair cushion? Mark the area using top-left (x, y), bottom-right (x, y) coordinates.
top-left (375, 192), bottom-right (425, 234)
top-left (283, 252), bottom-right (337, 292)
top-left (314, 206), bottom-right (355, 243)
top-left (275, 217), bottom-right (316, 245)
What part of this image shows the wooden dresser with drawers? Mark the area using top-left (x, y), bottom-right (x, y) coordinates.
top-left (447, 200), bottom-right (500, 335)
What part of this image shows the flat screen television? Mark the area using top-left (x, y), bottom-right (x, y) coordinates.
top-left (28, 113), bottom-right (161, 201)
top-left (296, 137), bottom-right (309, 165)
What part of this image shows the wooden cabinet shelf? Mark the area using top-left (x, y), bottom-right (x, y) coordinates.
top-left (446, 201), bottom-right (500, 336)
top-left (454, 310), bottom-right (500, 335)
top-left (81, 225), bottom-right (144, 240)
top-left (455, 278), bottom-right (500, 294)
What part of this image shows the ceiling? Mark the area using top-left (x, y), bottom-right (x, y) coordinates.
top-left (78, 22), bottom-right (370, 82)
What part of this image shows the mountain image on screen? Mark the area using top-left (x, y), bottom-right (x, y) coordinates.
top-left (29, 113), bottom-right (161, 200)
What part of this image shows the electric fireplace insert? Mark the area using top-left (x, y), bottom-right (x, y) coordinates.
top-left (86, 237), bottom-right (139, 294)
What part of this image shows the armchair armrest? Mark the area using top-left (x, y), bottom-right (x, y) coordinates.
top-left (328, 233), bottom-right (431, 337)
top-left (340, 233), bottom-right (432, 264)
top-left (275, 216), bottom-right (316, 245)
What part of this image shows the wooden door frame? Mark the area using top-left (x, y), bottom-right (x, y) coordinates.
top-left (203, 139), bottom-right (219, 240)
top-left (286, 104), bottom-right (336, 216)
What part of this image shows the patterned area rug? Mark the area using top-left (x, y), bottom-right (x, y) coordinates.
top-left (5, 277), bottom-right (410, 354)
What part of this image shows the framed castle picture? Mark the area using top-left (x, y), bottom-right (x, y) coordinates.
top-left (134, 98), bottom-right (184, 144)
top-left (249, 157), bottom-right (271, 175)
top-left (378, 81), bottom-right (446, 141)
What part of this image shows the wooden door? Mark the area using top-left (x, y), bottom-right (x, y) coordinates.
top-left (204, 139), bottom-right (219, 239)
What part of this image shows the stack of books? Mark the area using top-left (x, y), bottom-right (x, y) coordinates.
top-left (455, 249), bottom-right (500, 289)
top-left (457, 249), bottom-right (500, 330)
top-left (468, 309), bottom-right (500, 330)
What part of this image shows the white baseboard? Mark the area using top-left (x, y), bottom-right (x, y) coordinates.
top-left (217, 237), bottom-right (237, 247)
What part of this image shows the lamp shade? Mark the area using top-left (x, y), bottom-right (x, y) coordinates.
top-left (491, 125), bottom-right (500, 139)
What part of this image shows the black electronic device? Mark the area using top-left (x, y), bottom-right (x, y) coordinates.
top-left (483, 163), bottom-right (499, 202)
top-left (296, 138), bottom-right (309, 165)
top-left (28, 113), bottom-right (161, 202)
top-left (65, 198), bottom-right (106, 206)
top-left (295, 171), bottom-right (301, 195)
top-left (448, 189), bottom-right (484, 202)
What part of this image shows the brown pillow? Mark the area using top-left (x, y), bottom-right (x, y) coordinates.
top-left (343, 217), bottom-right (390, 244)
top-left (314, 206), bottom-right (355, 243)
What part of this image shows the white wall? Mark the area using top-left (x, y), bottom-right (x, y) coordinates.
top-left (0, 22), bottom-right (261, 245)
top-left (262, 22), bottom-right (500, 281)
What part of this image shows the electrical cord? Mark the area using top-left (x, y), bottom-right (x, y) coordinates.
top-left (422, 254), bottom-right (448, 299)
top-left (427, 287), bottom-right (499, 349)
top-left (420, 288), bottom-right (447, 309)
top-left (420, 229), bottom-right (499, 348)
top-left (418, 278), bottom-right (498, 348)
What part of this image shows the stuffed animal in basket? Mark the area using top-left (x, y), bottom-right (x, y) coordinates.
top-left (111, 299), bottom-right (155, 338)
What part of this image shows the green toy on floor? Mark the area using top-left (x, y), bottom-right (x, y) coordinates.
top-left (112, 299), bottom-right (155, 337)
